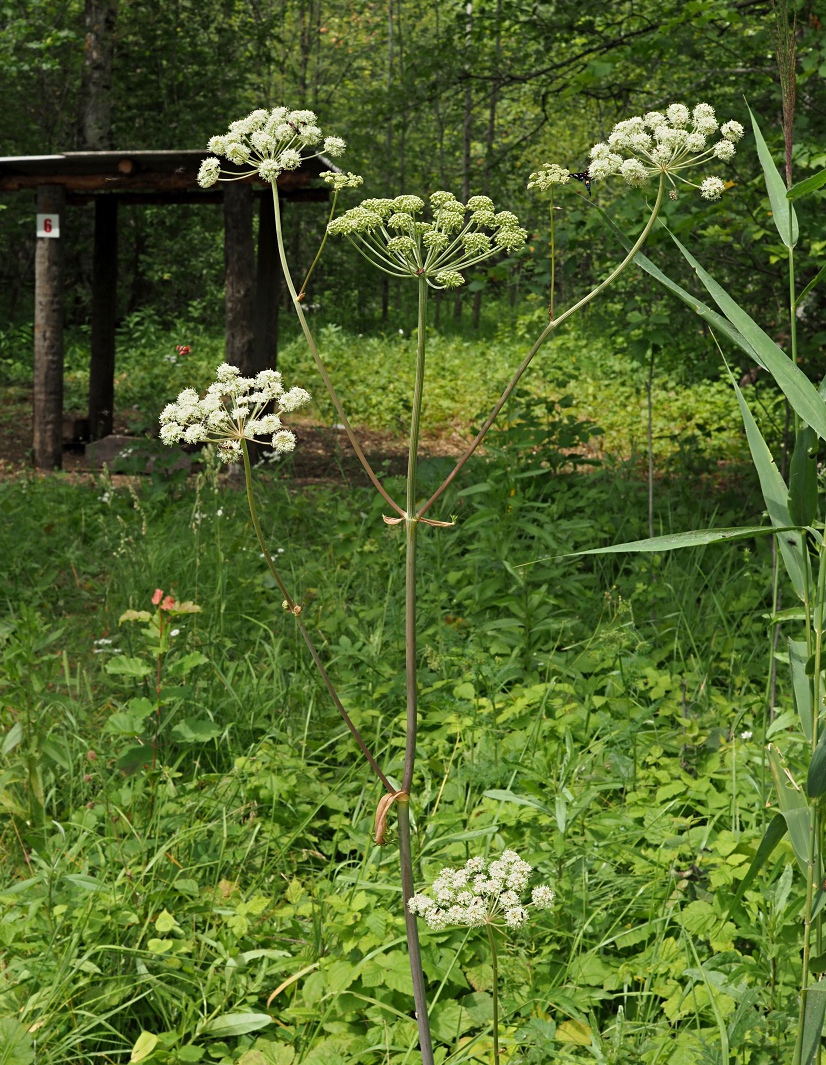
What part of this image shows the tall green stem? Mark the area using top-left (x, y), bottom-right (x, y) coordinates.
top-left (795, 538), bottom-right (826, 1065)
top-left (417, 175), bottom-right (666, 519)
top-left (396, 276), bottom-right (435, 1064)
top-left (239, 439), bottom-right (394, 794)
top-left (269, 186), bottom-right (404, 517)
top-left (487, 924), bottom-right (500, 1065)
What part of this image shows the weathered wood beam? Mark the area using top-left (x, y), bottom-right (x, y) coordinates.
top-left (88, 195), bottom-right (118, 439)
top-left (65, 187), bottom-right (330, 206)
top-left (33, 185), bottom-right (65, 469)
top-left (0, 170), bottom-right (320, 193)
top-left (253, 193), bottom-right (280, 374)
top-left (223, 181), bottom-right (255, 374)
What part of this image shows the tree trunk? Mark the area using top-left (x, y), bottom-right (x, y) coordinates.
top-left (472, 0), bottom-right (501, 332)
top-left (254, 193), bottom-right (281, 374)
top-left (33, 185), bottom-right (66, 469)
top-left (224, 182), bottom-right (255, 373)
top-left (88, 195), bottom-right (118, 439)
top-left (80, 0), bottom-right (117, 149)
top-left (455, 0), bottom-right (473, 323)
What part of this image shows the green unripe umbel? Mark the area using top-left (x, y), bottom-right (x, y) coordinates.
top-left (788, 425), bottom-right (819, 527)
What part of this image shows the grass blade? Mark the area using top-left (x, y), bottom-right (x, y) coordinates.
top-left (801, 985), bottom-right (826, 1065)
top-left (748, 104), bottom-right (798, 248)
top-left (734, 813), bottom-right (787, 901)
top-left (560, 526), bottom-right (788, 559)
top-left (787, 167), bottom-right (826, 202)
top-left (730, 377), bottom-right (807, 600)
top-left (669, 231), bottom-right (826, 441)
top-left (768, 745), bottom-right (811, 877)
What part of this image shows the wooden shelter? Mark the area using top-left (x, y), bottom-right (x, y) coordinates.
top-left (0, 150), bottom-right (331, 468)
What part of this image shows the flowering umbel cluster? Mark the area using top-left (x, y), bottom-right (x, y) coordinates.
top-left (408, 850), bottom-right (555, 930)
top-left (529, 103), bottom-right (744, 201)
top-left (197, 108), bottom-right (347, 188)
top-left (327, 191), bottom-right (527, 289)
top-left (159, 364), bottom-right (310, 464)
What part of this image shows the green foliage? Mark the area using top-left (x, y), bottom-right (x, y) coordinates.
top-left (0, 414), bottom-right (802, 1062)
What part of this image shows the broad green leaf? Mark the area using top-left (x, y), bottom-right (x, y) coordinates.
top-left (670, 232), bottom-right (826, 441)
top-left (129, 1032), bottom-right (158, 1064)
top-left (168, 651), bottom-right (210, 677)
top-left (791, 639), bottom-right (814, 742)
top-left (731, 379), bottom-right (807, 601)
top-left (172, 718), bottom-right (222, 743)
top-left (733, 813), bottom-right (787, 900)
top-left (1, 722), bottom-right (22, 756)
top-left (201, 1014), bottom-right (273, 1038)
top-left (0, 1017), bottom-right (35, 1065)
top-left (238, 1046), bottom-right (295, 1065)
top-left (155, 909), bottom-right (177, 933)
top-left (117, 744), bottom-right (154, 773)
top-left (788, 167), bottom-right (826, 201)
top-left (802, 985), bottom-right (826, 1065)
top-left (768, 745), bottom-right (811, 876)
top-left (596, 206), bottom-right (758, 364)
top-left (105, 656), bottom-right (153, 679)
top-left (809, 952), bottom-right (826, 974)
top-left (748, 105), bottom-right (798, 247)
top-left (562, 526), bottom-right (785, 559)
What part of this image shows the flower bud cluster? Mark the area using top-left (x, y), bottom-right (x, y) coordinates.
top-left (327, 191), bottom-right (527, 290)
top-left (407, 850), bottom-right (555, 931)
top-left (197, 108), bottom-right (348, 189)
top-left (159, 364), bottom-right (310, 464)
top-left (530, 104), bottom-right (744, 201)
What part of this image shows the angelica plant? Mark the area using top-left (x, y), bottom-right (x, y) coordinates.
top-left (158, 99), bottom-right (739, 1065)
top-left (409, 851), bottom-right (554, 1065)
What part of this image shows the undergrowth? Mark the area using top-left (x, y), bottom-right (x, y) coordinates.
top-left (0, 415), bottom-right (801, 1064)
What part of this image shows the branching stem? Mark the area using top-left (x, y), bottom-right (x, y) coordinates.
top-left (417, 175), bottom-right (666, 519)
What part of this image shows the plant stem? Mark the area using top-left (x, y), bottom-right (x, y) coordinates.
top-left (417, 175), bottom-right (666, 519)
top-left (647, 343), bottom-right (656, 540)
top-left (548, 192), bottom-right (556, 322)
top-left (240, 439), bottom-right (394, 794)
top-left (487, 923), bottom-right (500, 1065)
top-left (398, 800), bottom-right (434, 1065)
top-left (269, 185), bottom-right (404, 517)
top-left (795, 536), bottom-right (826, 1065)
top-left (298, 189), bottom-right (338, 301)
top-left (397, 276), bottom-right (436, 1064)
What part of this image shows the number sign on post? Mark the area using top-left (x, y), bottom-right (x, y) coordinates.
top-left (36, 214), bottom-right (60, 238)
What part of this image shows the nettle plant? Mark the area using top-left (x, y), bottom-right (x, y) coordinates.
top-left (159, 101), bottom-right (742, 1063)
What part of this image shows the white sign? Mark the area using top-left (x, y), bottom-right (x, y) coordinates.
top-left (36, 213), bottom-right (60, 238)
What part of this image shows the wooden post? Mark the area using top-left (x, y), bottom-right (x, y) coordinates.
top-left (254, 192), bottom-right (280, 373)
top-left (223, 181), bottom-right (255, 373)
top-left (33, 184), bottom-right (66, 469)
top-left (88, 195), bottom-right (118, 439)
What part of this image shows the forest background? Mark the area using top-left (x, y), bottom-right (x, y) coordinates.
top-left (3, 3), bottom-right (826, 1065)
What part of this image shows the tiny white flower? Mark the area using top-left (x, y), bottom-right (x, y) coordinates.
top-left (700, 176), bottom-right (726, 200)
top-left (740, 730), bottom-right (753, 741)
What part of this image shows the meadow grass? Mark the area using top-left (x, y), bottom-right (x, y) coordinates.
top-left (0, 412), bottom-right (802, 1063)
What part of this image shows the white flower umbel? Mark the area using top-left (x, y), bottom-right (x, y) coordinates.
top-left (530, 103), bottom-right (744, 201)
top-left (327, 191), bottom-right (527, 290)
top-left (159, 364), bottom-right (310, 463)
top-left (408, 849), bottom-right (554, 930)
top-left (197, 107), bottom-right (349, 188)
